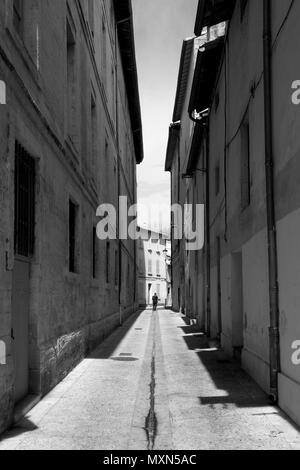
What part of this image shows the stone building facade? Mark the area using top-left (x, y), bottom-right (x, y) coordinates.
top-left (165, 29), bottom-right (224, 318)
top-left (137, 228), bottom-right (169, 308)
top-left (166, 0), bottom-right (300, 427)
top-left (0, 0), bottom-right (143, 433)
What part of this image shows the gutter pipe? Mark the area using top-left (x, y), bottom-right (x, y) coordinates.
top-left (263, 0), bottom-right (280, 403)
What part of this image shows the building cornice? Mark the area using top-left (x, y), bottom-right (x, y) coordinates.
top-left (165, 122), bottom-right (181, 172)
top-left (172, 37), bottom-right (195, 123)
top-left (113, 0), bottom-right (144, 164)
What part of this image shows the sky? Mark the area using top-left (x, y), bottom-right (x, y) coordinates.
top-left (132, 0), bottom-right (198, 234)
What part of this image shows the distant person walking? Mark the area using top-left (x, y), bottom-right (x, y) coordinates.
top-left (152, 293), bottom-right (158, 311)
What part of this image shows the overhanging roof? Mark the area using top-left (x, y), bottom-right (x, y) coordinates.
top-left (172, 38), bottom-right (195, 123)
top-left (165, 122), bottom-right (181, 172)
top-left (188, 36), bottom-right (224, 116)
top-left (194, 0), bottom-right (236, 36)
top-left (186, 123), bottom-right (204, 174)
top-left (113, 0), bottom-right (144, 164)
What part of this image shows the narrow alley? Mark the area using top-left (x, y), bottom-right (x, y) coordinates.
top-left (1, 309), bottom-right (299, 451)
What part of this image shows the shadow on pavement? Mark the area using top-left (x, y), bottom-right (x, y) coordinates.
top-left (0, 416), bottom-right (38, 443)
top-left (87, 310), bottom-right (145, 360)
top-left (0, 310), bottom-right (146, 444)
top-left (177, 314), bottom-right (275, 410)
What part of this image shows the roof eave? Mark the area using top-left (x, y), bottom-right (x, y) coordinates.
top-left (186, 123), bottom-right (204, 174)
top-left (172, 38), bottom-right (195, 123)
top-left (194, 0), bottom-right (236, 36)
top-left (113, 0), bottom-right (144, 164)
top-left (188, 36), bottom-right (225, 117)
top-left (165, 123), bottom-right (181, 172)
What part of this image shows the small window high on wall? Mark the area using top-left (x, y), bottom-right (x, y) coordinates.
top-left (240, 119), bottom-right (251, 211)
top-left (69, 200), bottom-right (79, 273)
top-left (67, 18), bottom-right (77, 144)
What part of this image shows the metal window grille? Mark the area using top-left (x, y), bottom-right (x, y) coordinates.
top-left (14, 141), bottom-right (35, 258)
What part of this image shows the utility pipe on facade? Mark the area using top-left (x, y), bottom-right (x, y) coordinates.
top-left (204, 123), bottom-right (211, 338)
top-left (263, 0), bottom-right (281, 403)
top-left (170, 170), bottom-right (174, 310)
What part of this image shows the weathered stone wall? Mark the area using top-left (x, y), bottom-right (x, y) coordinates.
top-left (0, 103), bottom-right (14, 432)
top-left (0, 0), bottom-right (140, 433)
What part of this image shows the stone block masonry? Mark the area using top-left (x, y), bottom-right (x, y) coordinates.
top-left (0, 0), bottom-right (143, 433)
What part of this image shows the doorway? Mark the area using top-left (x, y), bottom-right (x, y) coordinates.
top-left (231, 252), bottom-right (244, 358)
top-left (13, 141), bottom-right (35, 404)
top-left (148, 283), bottom-right (152, 305)
top-left (217, 236), bottom-right (222, 338)
top-left (12, 260), bottom-right (30, 402)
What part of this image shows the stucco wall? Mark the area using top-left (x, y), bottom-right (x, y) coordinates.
top-left (207, 0), bottom-right (300, 420)
top-left (166, 0), bottom-right (300, 428)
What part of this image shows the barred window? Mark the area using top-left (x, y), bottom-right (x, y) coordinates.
top-left (67, 19), bottom-right (77, 144)
top-left (69, 200), bottom-right (79, 273)
top-left (14, 142), bottom-right (35, 258)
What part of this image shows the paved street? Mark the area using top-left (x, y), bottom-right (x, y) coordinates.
top-left (1, 309), bottom-right (300, 450)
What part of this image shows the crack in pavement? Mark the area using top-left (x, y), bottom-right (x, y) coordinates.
top-left (128, 310), bottom-right (172, 450)
top-left (144, 314), bottom-right (158, 450)
top-left (144, 351), bottom-right (157, 450)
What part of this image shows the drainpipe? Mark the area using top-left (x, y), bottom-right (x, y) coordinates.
top-left (170, 171), bottom-right (174, 309)
top-left (263, 0), bottom-right (280, 403)
top-left (204, 124), bottom-right (211, 338)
